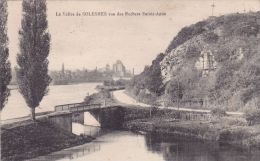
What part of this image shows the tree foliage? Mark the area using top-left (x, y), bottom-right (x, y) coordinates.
top-left (165, 78), bottom-right (184, 102)
top-left (129, 53), bottom-right (165, 96)
top-left (165, 21), bottom-right (206, 53)
top-left (0, 0), bottom-right (11, 110)
top-left (211, 108), bottom-right (226, 117)
top-left (245, 109), bottom-right (260, 126)
top-left (16, 0), bottom-right (51, 120)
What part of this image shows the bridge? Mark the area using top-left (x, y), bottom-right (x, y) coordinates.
top-left (47, 101), bottom-right (217, 135)
top-left (54, 102), bottom-right (102, 113)
top-left (50, 100), bottom-right (236, 134)
top-left (48, 103), bottom-right (123, 133)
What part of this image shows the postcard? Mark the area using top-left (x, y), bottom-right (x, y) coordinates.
top-left (1, 0), bottom-right (260, 161)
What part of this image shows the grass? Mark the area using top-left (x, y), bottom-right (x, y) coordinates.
top-left (1, 120), bottom-right (93, 161)
top-left (122, 108), bottom-right (260, 149)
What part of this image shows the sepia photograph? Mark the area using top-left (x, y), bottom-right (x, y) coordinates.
top-left (1, 0), bottom-right (260, 160)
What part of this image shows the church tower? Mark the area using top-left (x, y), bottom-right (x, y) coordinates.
top-left (62, 63), bottom-right (65, 75)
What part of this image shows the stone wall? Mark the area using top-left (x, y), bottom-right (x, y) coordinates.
top-left (48, 112), bottom-right (72, 133)
top-left (178, 111), bottom-right (212, 121)
top-left (121, 107), bottom-right (212, 121)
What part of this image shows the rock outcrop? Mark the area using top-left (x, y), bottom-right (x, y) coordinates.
top-left (130, 12), bottom-right (260, 110)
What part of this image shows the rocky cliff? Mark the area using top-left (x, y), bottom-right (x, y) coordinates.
top-left (162, 13), bottom-right (260, 82)
top-left (130, 12), bottom-right (260, 110)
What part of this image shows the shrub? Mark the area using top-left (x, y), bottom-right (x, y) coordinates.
top-left (151, 106), bottom-right (159, 115)
top-left (203, 32), bottom-right (219, 43)
top-left (245, 109), bottom-right (260, 126)
top-left (84, 96), bottom-right (93, 104)
top-left (211, 108), bottom-right (226, 117)
top-left (84, 89), bottom-right (112, 105)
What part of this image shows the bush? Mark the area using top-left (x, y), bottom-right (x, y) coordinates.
top-left (84, 89), bottom-right (112, 105)
top-left (128, 53), bottom-right (165, 96)
top-left (211, 108), bottom-right (226, 117)
top-left (245, 109), bottom-right (260, 126)
top-left (151, 106), bottom-right (159, 115)
top-left (203, 32), bottom-right (219, 43)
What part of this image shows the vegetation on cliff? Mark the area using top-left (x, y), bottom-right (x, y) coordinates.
top-left (128, 12), bottom-right (260, 111)
top-left (127, 53), bottom-right (165, 104)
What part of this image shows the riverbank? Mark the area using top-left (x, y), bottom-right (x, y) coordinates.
top-left (96, 85), bottom-right (125, 91)
top-left (1, 119), bottom-right (93, 161)
top-left (121, 106), bottom-right (260, 149)
top-left (87, 89), bottom-right (260, 149)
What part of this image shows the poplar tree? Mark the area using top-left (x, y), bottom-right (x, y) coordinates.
top-left (0, 0), bottom-right (11, 111)
top-left (16, 0), bottom-right (51, 120)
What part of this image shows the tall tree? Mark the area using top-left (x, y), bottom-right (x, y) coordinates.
top-left (0, 0), bottom-right (11, 111)
top-left (16, 0), bottom-right (51, 120)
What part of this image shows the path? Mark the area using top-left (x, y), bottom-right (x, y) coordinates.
top-left (113, 90), bottom-right (243, 116)
top-left (112, 90), bottom-right (150, 107)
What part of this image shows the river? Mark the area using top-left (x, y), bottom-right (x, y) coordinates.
top-left (1, 83), bottom-right (101, 120)
top-left (30, 124), bottom-right (260, 161)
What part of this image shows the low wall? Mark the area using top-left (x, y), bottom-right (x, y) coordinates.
top-left (121, 107), bottom-right (212, 121)
top-left (179, 111), bottom-right (212, 121)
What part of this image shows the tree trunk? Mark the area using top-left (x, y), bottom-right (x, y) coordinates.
top-left (31, 108), bottom-right (36, 121)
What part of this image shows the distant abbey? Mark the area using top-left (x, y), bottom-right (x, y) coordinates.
top-left (49, 60), bottom-right (133, 85)
top-left (97, 60), bottom-right (133, 80)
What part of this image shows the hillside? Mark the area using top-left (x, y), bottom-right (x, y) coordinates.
top-left (128, 12), bottom-right (260, 111)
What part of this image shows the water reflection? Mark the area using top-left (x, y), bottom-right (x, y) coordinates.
top-left (145, 133), bottom-right (260, 161)
top-left (72, 123), bottom-right (101, 137)
top-left (30, 130), bottom-right (260, 161)
top-left (30, 141), bottom-right (101, 161)
top-left (72, 111), bottom-right (101, 137)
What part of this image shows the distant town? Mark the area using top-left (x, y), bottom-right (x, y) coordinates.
top-left (10, 60), bottom-right (134, 85)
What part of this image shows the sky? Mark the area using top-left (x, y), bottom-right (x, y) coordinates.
top-left (7, 0), bottom-right (260, 74)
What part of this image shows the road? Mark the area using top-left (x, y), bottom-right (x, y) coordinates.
top-left (112, 90), bottom-right (243, 116)
top-left (112, 90), bottom-right (150, 107)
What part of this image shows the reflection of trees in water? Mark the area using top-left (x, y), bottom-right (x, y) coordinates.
top-left (144, 133), bottom-right (260, 161)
